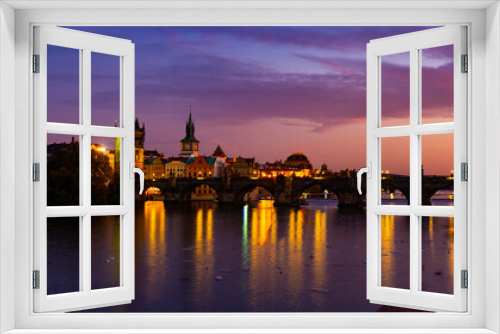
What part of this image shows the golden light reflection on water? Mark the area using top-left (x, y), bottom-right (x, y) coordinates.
top-left (144, 201), bottom-right (166, 269)
top-left (448, 217), bottom-right (454, 290)
top-left (311, 210), bottom-right (327, 309)
top-left (422, 216), bottom-right (454, 294)
top-left (248, 201), bottom-right (278, 310)
top-left (193, 206), bottom-right (215, 307)
top-left (380, 214), bottom-right (454, 294)
top-left (381, 215), bottom-right (395, 288)
top-left (380, 215), bottom-right (410, 290)
top-left (82, 199), bottom-right (457, 312)
top-left (286, 209), bottom-right (304, 309)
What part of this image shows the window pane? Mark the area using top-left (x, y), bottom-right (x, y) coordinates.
top-left (47, 217), bottom-right (80, 295)
top-left (47, 134), bottom-right (80, 206)
top-left (421, 133), bottom-right (454, 206)
top-left (47, 45), bottom-right (80, 124)
top-left (91, 137), bottom-right (121, 206)
top-left (421, 216), bottom-right (454, 294)
top-left (381, 137), bottom-right (410, 205)
top-left (91, 216), bottom-right (121, 290)
top-left (381, 52), bottom-right (410, 127)
top-left (421, 45), bottom-right (454, 124)
top-left (92, 52), bottom-right (120, 127)
top-left (380, 215), bottom-right (410, 290)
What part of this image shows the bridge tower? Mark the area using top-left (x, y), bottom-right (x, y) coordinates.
top-left (180, 108), bottom-right (199, 157)
top-left (135, 115), bottom-right (145, 170)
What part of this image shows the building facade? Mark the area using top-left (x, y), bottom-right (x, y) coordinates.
top-left (165, 157), bottom-right (189, 178)
top-left (144, 156), bottom-right (167, 181)
top-left (185, 156), bottom-right (216, 178)
top-left (225, 157), bottom-right (259, 178)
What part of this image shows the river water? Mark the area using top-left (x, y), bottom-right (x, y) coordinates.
top-left (52, 199), bottom-right (455, 313)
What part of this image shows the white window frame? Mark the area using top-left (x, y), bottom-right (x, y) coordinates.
top-left (1, 1), bottom-right (499, 333)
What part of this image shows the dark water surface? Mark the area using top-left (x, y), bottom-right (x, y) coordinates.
top-left (57, 199), bottom-right (455, 312)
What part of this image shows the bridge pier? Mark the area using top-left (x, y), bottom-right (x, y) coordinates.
top-left (337, 191), bottom-right (365, 209)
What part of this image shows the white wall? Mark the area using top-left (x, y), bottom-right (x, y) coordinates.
top-left (7, 5), bottom-right (493, 331)
top-left (485, 2), bottom-right (500, 333)
top-left (0, 2), bottom-right (16, 333)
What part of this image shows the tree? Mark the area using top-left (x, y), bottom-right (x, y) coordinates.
top-left (47, 142), bottom-right (79, 206)
top-left (47, 142), bottom-right (117, 206)
top-left (91, 148), bottom-right (115, 205)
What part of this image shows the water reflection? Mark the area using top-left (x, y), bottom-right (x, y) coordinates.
top-left (79, 199), bottom-right (454, 312)
top-left (381, 215), bottom-right (410, 289)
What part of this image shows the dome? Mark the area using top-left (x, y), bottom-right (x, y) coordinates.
top-left (284, 152), bottom-right (312, 170)
top-left (285, 152), bottom-right (309, 163)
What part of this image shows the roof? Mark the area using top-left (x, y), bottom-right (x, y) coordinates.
top-left (145, 156), bottom-right (166, 165)
top-left (186, 156), bottom-right (216, 165)
top-left (285, 152), bottom-right (310, 163)
top-left (212, 145), bottom-right (226, 157)
top-left (167, 156), bottom-right (190, 163)
top-left (144, 149), bottom-right (162, 157)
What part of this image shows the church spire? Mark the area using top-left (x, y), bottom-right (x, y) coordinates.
top-left (179, 108), bottom-right (199, 157)
top-left (182, 108), bottom-right (198, 143)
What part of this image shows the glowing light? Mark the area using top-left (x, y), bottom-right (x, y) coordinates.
top-left (98, 147), bottom-right (106, 152)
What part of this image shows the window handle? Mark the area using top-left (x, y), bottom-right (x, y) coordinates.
top-left (357, 162), bottom-right (371, 195)
top-left (130, 162), bottom-right (144, 194)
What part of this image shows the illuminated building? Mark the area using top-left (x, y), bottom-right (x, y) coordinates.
top-left (135, 116), bottom-right (145, 170)
top-left (179, 111), bottom-right (199, 157)
top-left (225, 157), bottom-right (259, 178)
top-left (313, 163), bottom-right (332, 179)
top-left (165, 157), bottom-right (189, 178)
top-left (143, 150), bottom-right (167, 181)
top-left (283, 152), bottom-right (313, 177)
top-left (186, 156), bottom-right (216, 179)
top-left (260, 160), bottom-right (294, 178)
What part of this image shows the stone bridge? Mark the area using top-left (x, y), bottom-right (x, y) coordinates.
top-left (382, 174), bottom-right (453, 205)
top-left (139, 174), bottom-right (453, 208)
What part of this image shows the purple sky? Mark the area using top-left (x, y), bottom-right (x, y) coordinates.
top-left (48, 26), bottom-right (454, 174)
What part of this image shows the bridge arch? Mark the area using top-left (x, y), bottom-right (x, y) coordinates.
top-left (293, 180), bottom-right (341, 200)
top-left (381, 179), bottom-right (410, 204)
top-left (423, 185), bottom-right (454, 205)
top-left (145, 186), bottom-right (162, 195)
top-left (235, 183), bottom-right (276, 203)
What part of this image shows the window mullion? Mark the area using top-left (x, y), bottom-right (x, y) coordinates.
top-left (409, 47), bottom-right (420, 294)
top-left (82, 48), bottom-right (92, 294)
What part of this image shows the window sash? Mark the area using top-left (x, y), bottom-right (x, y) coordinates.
top-left (32, 25), bottom-right (136, 313)
top-left (366, 26), bottom-right (467, 312)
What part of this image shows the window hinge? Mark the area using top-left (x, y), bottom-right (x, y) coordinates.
top-left (461, 270), bottom-right (468, 289)
top-left (33, 270), bottom-right (40, 289)
top-left (461, 162), bottom-right (468, 181)
top-left (461, 54), bottom-right (468, 73)
top-left (33, 163), bottom-right (40, 182)
top-left (33, 54), bottom-right (40, 73)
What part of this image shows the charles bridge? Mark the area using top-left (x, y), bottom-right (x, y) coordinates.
top-left (140, 173), bottom-right (453, 208)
